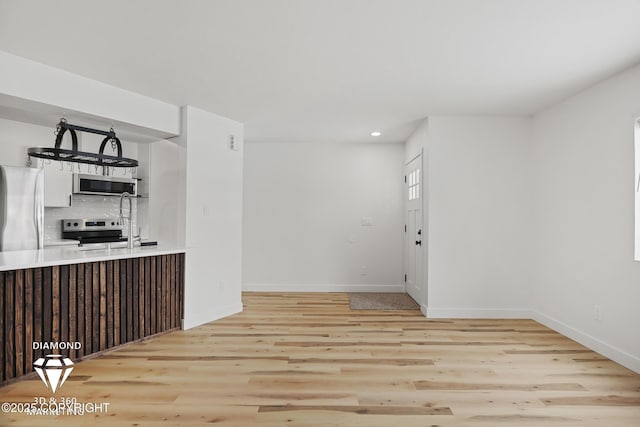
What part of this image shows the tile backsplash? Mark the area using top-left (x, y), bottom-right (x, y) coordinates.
top-left (44, 194), bottom-right (143, 241)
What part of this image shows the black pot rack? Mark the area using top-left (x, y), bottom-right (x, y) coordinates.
top-left (28, 120), bottom-right (138, 168)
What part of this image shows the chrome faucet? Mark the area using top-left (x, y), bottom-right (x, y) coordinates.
top-left (119, 192), bottom-right (136, 249)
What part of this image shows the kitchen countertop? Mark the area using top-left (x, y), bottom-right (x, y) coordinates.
top-left (44, 238), bottom-right (81, 247)
top-left (0, 244), bottom-right (185, 272)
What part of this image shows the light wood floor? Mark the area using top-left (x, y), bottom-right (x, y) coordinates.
top-left (1, 292), bottom-right (639, 426)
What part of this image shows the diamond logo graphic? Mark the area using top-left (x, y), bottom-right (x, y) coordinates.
top-left (33, 354), bottom-right (74, 393)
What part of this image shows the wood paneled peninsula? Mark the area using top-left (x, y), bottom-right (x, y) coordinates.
top-left (0, 245), bottom-right (185, 386)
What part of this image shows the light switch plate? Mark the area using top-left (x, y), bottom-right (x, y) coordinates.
top-left (361, 217), bottom-right (373, 226)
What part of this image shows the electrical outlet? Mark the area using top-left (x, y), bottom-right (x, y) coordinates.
top-left (594, 305), bottom-right (602, 321)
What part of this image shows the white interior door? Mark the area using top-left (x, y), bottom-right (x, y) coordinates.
top-left (404, 155), bottom-right (423, 305)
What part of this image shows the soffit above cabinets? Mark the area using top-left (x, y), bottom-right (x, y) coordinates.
top-left (0, 51), bottom-right (181, 144)
top-left (0, 98), bottom-right (176, 144)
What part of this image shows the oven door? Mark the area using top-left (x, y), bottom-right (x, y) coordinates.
top-left (73, 174), bottom-right (137, 196)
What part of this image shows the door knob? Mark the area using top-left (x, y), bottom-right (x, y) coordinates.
top-left (415, 240), bottom-right (422, 246)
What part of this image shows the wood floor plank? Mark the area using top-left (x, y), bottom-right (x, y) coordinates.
top-left (257, 404), bottom-right (452, 415)
top-left (414, 379), bottom-right (586, 391)
top-left (289, 357), bottom-right (435, 366)
top-left (542, 395), bottom-right (640, 406)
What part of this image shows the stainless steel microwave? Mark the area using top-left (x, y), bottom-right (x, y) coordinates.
top-left (72, 174), bottom-right (137, 196)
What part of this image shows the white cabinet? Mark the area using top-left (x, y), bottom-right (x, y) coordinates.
top-left (44, 168), bottom-right (72, 207)
top-left (35, 160), bottom-right (72, 207)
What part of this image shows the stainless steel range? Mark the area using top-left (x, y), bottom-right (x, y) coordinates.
top-left (62, 218), bottom-right (124, 244)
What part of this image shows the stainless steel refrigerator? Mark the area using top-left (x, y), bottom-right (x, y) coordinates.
top-left (0, 165), bottom-right (44, 251)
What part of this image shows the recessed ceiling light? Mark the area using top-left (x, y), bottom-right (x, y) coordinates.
top-left (370, 131), bottom-right (381, 137)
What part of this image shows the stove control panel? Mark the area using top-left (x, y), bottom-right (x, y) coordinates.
top-left (62, 218), bottom-right (123, 232)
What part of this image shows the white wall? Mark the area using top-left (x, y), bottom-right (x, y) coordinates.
top-left (179, 106), bottom-right (244, 329)
top-left (405, 118), bottom-right (428, 163)
top-left (426, 116), bottom-right (533, 317)
top-left (148, 139), bottom-right (186, 246)
top-left (532, 63), bottom-right (640, 372)
top-left (243, 142), bottom-right (404, 291)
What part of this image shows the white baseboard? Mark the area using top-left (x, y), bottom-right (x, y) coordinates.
top-left (420, 303), bottom-right (428, 317)
top-left (532, 310), bottom-right (640, 374)
top-left (426, 307), bottom-right (533, 319)
top-left (242, 283), bottom-right (405, 293)
top-left (183, 300), bottom-right (243, 330)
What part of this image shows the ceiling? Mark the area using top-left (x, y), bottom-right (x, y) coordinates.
top-left (1, 0), bottom-right (640, 144)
